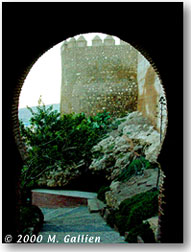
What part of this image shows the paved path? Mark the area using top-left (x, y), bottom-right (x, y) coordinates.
top-left (39, 206), bottom-right (126, 244)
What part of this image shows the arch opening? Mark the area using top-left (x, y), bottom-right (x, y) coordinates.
top-left (16, 32), bottom-right (168, 242)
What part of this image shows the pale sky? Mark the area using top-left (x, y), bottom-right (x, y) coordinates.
top-left (19, 33), bottom-right (120, 109)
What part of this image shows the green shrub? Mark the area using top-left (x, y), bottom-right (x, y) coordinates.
top-left (115, 162), bottom-right (135, 183)
top-left (106, 210), bottom-right (117, 228)
top-left (109, 119), bottom-right (122, 130)
top-left (19, 102), bottom-right (113, 200)
top-left (126, 190), bottom-right (158, 230)
top-left (19, 205), bottom-right (44, 235)
top-left (118, 190), bottom-right (158, 216)
top-left (97, 185), bottom-right (110, 202)
top-left (106, 211), bottom-right (129, 235)
top-left (116, 156), bottom-right (157, 183)
top-left (106, 190), bottom-right (159, 240)
top-left (114, 212), bottom-right (128, 235)
top-left (126, 222), bottom-right (156, 243)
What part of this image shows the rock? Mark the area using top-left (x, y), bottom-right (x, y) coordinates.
top-left (144, 216), bottom-right (159, 241)
top-left (122, 124), bottom-right (160, 162)
top-left (37, 162), bottom-right (83, 188)
top-left (110, 168), bottom-right (121, 181)
top-left (38, 111), bottom-right (161, 190)
top-left (114, 136), bottom-right (128, 147)
top-left (105, 169), bottom-right (158, 208)
top-left (92, 136), bottom-right (115, 153)
top-left (89, 111), bottom-right (160, 181)
top-left (90, 156), bottom-right (108, 172)
top-left (110, 181), bottom-right (120, 192)
top-left (114, 153), bottom-right (132, 168)
top-left (105, 191), bottom-right (118, 208)
top-left (88, 198), bottom-right (106, 213)
top-left (137, 236), bottom-right (144, 243)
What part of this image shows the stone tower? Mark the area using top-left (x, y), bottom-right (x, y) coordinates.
top-left (60, 35), bottom-right (138, 117)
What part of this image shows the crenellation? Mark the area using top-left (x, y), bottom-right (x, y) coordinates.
top-left (92, 35), bottom-right (102, 46)
top-left (104, 35), bottom-right (115, 46)
top-left (61, 33), bottom-right (166, 136)
top-left (68, 37), bottom-right (76, 48)
top-left (61, 41), bottom-right (68, 52)
top-left (60, 36), bottom-right (138, 116)
top-left (76, 35), bottom-right (87, 47)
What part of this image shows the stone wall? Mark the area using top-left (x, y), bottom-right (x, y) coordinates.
top-left (137, 53), bottom-right (167, 141)
top-left (60, 34), bottom-right (167, 142)
top-left (32, 191), bottom-right (87, 208)
top-left (60, 35), bottom-right (138, 117)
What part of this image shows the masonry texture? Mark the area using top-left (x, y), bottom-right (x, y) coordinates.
top-left (60, 35), bottom-right (138, 117)
top-left (137, 53), bottom-right (167, 140)
top-left (60, 34), bottom-right (167, 140)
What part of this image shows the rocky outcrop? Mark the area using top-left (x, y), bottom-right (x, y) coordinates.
top-left (89, 111), bottom-right (160, 181)
top-left (38, 111), bottom-right (160, 189)
top-left (105, 168), bottom-right (158, 208)
top-left (87, 111), bottom-right (161, 242)
top-left (37, 161), bottom-right (84, 187)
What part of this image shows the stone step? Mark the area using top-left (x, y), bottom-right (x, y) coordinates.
top-left (88, 198), bottom-right (106, 213)
top-left (39, 206), bottom-right (126, 243)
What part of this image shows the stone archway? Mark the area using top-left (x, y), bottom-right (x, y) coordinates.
top-left (12, 33), bottom-right (168, 174)
top-left (12, 33), bottom-right (168, 243)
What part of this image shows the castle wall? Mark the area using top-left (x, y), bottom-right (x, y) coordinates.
top-left (60, 36), bottom-right (138, 117)
top-left (60, 35), bottom-right (167, 142)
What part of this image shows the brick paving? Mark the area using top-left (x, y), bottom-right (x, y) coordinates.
top-left (39, 206), bottom-right (126, 244)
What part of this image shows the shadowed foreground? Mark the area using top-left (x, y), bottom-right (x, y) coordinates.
top-left (39, 206), bottom-right (125, 244)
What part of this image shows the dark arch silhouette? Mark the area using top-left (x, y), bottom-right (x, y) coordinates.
top-left (2, 2), bottom-right (183, 243)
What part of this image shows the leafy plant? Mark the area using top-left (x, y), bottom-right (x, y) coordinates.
top-left (115, 156), bottom-right (157, 183)
top-left (114, 212), bottom-right (128, 235)
top-left (125, 190), bottom-right (159, 230)
top-left (118, 189), bottom-right (158, 216)
top-left (106, 189), bottom-right (159, 240)
top-left (126, 222), bottom-right (156, 243)
top-left (19, 102), bottom-right (113, 202)
top-left (19, 205), bottom-right (44, 235)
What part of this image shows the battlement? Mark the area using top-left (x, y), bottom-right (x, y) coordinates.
top-left (60, 34), bottom-right (138, 117)
top-left (60, 34), bottom-right (167, 141)
top-left (61, 35), bottom-right (133, 50)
